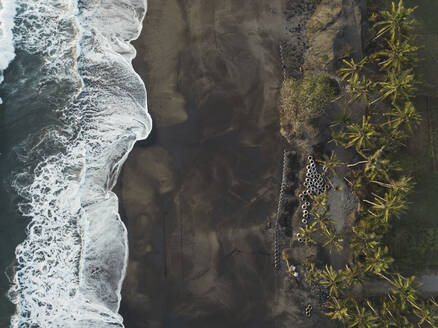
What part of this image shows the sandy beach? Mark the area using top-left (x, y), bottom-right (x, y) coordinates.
top-left (114, 0), bottom-right (331, 327)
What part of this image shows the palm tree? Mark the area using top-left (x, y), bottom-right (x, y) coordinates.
top-left (412, 300), bottom-right (437, 327)
top-left (348, 147), bottom-right (390, 181)
top-left (318, 152), bottom-right (345, 176)
top-left (319, 265), bottom-right (345, 297)
top-left (378, 125), bottom-right (408, 152)
top-left (344, 172), bottom-right (366, 197)
top-left (379, 274), bottom-right (421, 325)
top-left (364, 191), bottom-right (407, 222)
top-left (378, 69), bottom-right (416, 104)
top-left (322, 227), bottom-right (344, 253)
top-left (324, 296), bottom-right (350, 322)
top-left (363, 147), bottom-right (392, 181)
top-left (310, 191), bottom-right (329, 209)
top-left (303, 259), bottom-right (320, 286)
top-left (350, 222), bottom-right (380, 257)
top-left (345, 116), bottom-right (378, 151)
top-left (371, 175), bottom-right (414, 195)
top-left (373, 39), bottom-right (419, 72)
top-left (330, 107), bottom-right (353, 128)
top-left (380, 295), bottom-right (410, 328)
top-left (348, 300), bottom-right (379, 328)
top-left (364, 246), bottom-right (394, 274)
top-left (298, 222), bottom-right (319, 246)
top-left (312, 209), bottom-right (334, 233)
top-left (382, 273), bottom-right (418, 311)
top-left (342, 264), bottom-right (365, 288)
top-left (338, 57), bottom-right (369, 82)
top-left (384, 101), bottom-right (421, 132)
top-left (373, 0), bottom-right (417, 41)
top-left (330, 129), bottom-right (348, 147)
top-left (348, 73), bottom-right (375, 105)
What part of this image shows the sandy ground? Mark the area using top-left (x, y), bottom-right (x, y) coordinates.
top-left (114, 0), bottom-right (438, 325)
top-left (114, 0), bottom-right (334, 327)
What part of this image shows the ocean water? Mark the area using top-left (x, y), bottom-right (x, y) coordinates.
top-left (0, 0), bottom-right (151, 327)
top-left (0, 0), bottom-right (15, 102)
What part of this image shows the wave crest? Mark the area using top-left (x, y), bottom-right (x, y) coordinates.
top-left (9, 0), bottom-right (151, 326)
top-left (0, 0), bottom-right (16, 102)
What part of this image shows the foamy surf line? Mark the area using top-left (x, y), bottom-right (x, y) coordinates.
top-left (0, 0), bottom-right (16, 103)
top-left (8, 0), bottom-right (151, 327)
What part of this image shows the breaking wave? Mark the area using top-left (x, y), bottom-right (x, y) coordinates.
top-left (7, 0), bottom-right (151, 326)
top-left (0, 0), bottom-right (16, 103)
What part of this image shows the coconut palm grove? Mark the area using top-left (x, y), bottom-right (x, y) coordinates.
top-left (280, 1), bottom-right (438, 326)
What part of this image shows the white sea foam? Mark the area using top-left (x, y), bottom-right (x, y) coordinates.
top-left (0, 0), bottom-right (16, 103)
top-left (9, 0), bottom-right (151, 327)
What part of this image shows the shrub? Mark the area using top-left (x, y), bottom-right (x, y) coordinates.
top-left (279, 74), bottom-right (337, 138)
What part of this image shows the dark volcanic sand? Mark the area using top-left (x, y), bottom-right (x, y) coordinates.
top-left (116, 1), bottom-right (329, 327)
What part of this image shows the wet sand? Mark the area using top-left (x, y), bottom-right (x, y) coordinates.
top-left (115, 0), bottom-right (328, 327)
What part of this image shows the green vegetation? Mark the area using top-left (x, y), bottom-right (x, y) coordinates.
top-left (389, 225), bottom-right (438, 273)
top-left (373, 0), bottom-right (417, 41)
top-left (284, 1), bottom-right (438, 326)
top-left (279, 74), bottom-right (337, 138)
top-left (385, 173), bottom-right (438, 274)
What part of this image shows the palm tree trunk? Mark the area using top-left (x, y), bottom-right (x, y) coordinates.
top-left (347, 160), bottom-right (368, 167)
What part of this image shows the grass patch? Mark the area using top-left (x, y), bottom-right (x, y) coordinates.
top-left (279, 74), bottom-right (337, 138)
